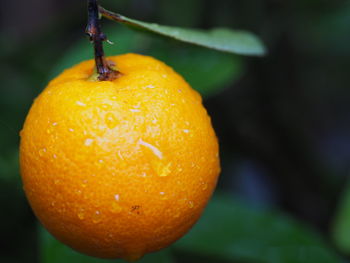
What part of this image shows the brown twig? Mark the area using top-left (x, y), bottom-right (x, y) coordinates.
top-left (86, 0), bottom-right (120, 81)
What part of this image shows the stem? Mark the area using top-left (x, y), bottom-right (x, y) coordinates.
top-left (86, 0), bottom-right (119, 81)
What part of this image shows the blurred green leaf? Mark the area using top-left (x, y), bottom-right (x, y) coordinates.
top-left (332, 181), bottom-right (350, 254)
top-left (51, 26), bottom-right (242, 98)
top-left (0, 150), bottom-right (20, 182)
top-left (100, 7), bottom-right (266, 57)
top-left (149, 43), bottom-right (243, 98)
top-left (40, 226), bottom-right (175, 263)
top-left (300, 1), bottom-right (350, 56)
top-left (174, 193), bottom-right (342, 263)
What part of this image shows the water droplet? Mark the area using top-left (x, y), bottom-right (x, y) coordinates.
top-left (52, 122), bottom-right (58, 126)
top-left (138, 139), bottom-right (163, 159)
top-left (145, 85), bottom-right (155, 89)
top-left (102, 104), bottom-right (109, 109)
top-left (183, 129), bottom-right (190, 133)
top-left (92, 211), bottom-right (102, 223)
top-left (76, 101), bottom-right (86, 106)
top-left (138, 172), bottom-right (147, 177)
top-left (110, 202), bottom-right (122, 213)
top-left (114, 194), bottom-right (120, 201)
top-left (124, 253), bottom-right (144, 262)
top-left (78, 208), bottom-right (85, 220)
top-left (84, 138), bottom-right (94, 146)
top-left (53, 154), bottom-right (57, 159)
top-left (38, 148), bottom-right (47, 156)
top-left (152, 119), bottom-right (157, 124)
top-left (159, 192), bottom-right (168, 200)
top-left (104, 233), bottom-right (115, 242)
top-left (159, 162), bottom-right (171, 177)
top-left (69, 128), bottom-right (74, 132)
top-left (105, 113), bottom-right (118, 129)
top-left (58, 207), bottom-right (65, 214)
top-left (188, 201), bottom-right (194, 208)
top-left (117, 151), bottom-right (124, 160)
top-left (130, 109), bottom-right (141, 112)
top-left (202, 183), bottom-right (208, 190)
top-left (50, 201), bottom-right (56, 207)
top-left (75, 189), bottom-right (82, 195)
top-left (99, 159), bottom-right (104, 163)
top-left (81, 180), bottom-right (88, 188)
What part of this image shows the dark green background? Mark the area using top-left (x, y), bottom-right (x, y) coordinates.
top-left (1, 0), bottom-right (350, 262)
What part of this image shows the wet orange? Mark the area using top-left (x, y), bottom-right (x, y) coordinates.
top-left (19, 53), bottom-right (220, 261)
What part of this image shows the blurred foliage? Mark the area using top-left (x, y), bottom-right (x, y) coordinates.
top-left (1, 0), bottom-right (350, 262)
top-left (175, 194), bottom-right (341, 263)
top-left (332, 180), bottom-right (350, 254)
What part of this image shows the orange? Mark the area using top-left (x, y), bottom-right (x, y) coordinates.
top-left (19, 53), bottom-right (220, 261)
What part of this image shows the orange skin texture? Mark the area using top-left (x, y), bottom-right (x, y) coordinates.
top-left (20, 53), bottom-right (220, 261)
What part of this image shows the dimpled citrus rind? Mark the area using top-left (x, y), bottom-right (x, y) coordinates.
top-left (20, 53), bottom-right (220, 261)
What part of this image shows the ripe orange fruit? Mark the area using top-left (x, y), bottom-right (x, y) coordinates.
top-left (20, 53), bottom-right (220, 261)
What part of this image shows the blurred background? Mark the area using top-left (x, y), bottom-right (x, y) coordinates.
top-left (1, 0), bottom-right (350, 262)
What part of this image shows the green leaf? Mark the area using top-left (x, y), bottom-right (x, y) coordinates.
top-left (174, 193), bottom-right (342, 263)
top-left (40, 226), bottom-right (175, 263)
top-left (332, 181), bottom-right (350, 254)
top-left (50, 27), bottom-right (243, 98)
top-left (99, 7), bottom-right (267, 57)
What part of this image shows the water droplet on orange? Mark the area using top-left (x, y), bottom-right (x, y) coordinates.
top-left (105, 113), bottom-right (118, 129)
top-left (38, 148), bottom-right (47, 156)
top-left (78, 208), bottom-right (85, 220)
top-left (84, 138), bottom-right (94, 146)
top-left (202, 183), bottom-right (208, 190)
top-left (124, 253), bottom-right (144, 262)
top-left (92, 211), bottom-right (102, 223)
top-left (110, 202), bottom-right (122, 213)
top-left (177, 167), bottom-right (183, 173)
top-left (81, 180), bottom-right (88, 188)
top-left (159, 192), bottom-right (168, 200)
top-left (158, 162), bottom-right (171, 177)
